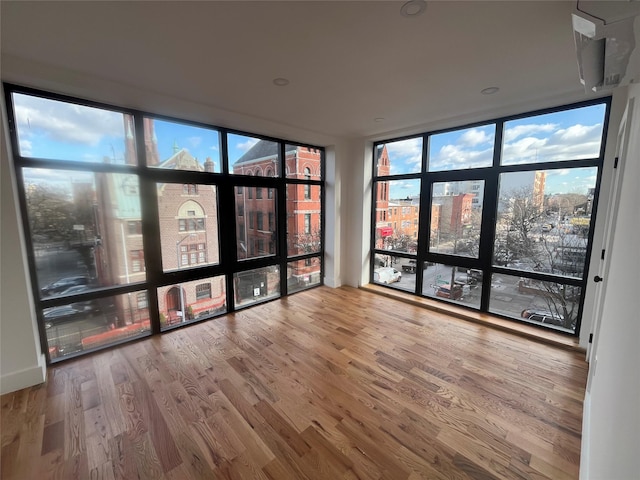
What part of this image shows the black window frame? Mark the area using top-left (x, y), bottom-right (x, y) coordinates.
top-left (3, 83), bottom-right (326, 364)
top-left (370, 98), bottom-right (611, 337)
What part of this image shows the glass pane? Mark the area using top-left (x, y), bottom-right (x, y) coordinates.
top-left (375, 137), bottom-right (422, 176)
top-left (285, 144), bottom-right (322, 179)
top-left (236, 186), bottom-right (276, 260)
top-left (234, 266), bottom-right (280, 308)
top-left (428, 124), bottom-right (495, 171)
top-left (287, 184), bottom-right (321, 256)
top-left (24, 168), bottom-right (144, 296)
top-left (158, 276), bottom-right (227, 330)
top-left (489, 273), bottom-right (580, 333)
top-left (373, 254), bottom-right (416, 293)
top-left (145, 118), bottom-right (221, 172)
top-left (158, 183), bottom-right (220, 271)
top-left (12, 93), bottom-right (135, 164)
top-left (288, 257), bottom-right (322, 294)
top-left (502, 104), bottom-right (607, 165)
top-left (228, 134), bottom-right (279, 176)
top-left (45, 291), bottom-right (150, 360)
top-left (421, 263), bottom-right (482, 309)
top-left (430, 180), bottom-right (484, 258)
top-left (494, 167), bottom-right (597, 278)
top-left (374, 179), bottom-right (420, 253)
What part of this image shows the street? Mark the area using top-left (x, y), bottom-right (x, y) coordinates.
top-left (382, 258), bottom-right (576, 332)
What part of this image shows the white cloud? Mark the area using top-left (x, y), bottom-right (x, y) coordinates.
top-left (13, 94), bottom-right (124, 146)
top-left (502, 122), bottom-right (603, 164)
top-left (459, 128), bottom-right (491, 147)
top-left (503, 123), bottom-right (557, 142)
top-left (430, 144), bottom-right (494, 171)
top-left (386, 137), bottom-right (422, 171)
top-left (556, 124), bottom-right (600, 142)
top-left (237, 138), bottom-right (259, 152)
top-left (428, 126), bottom-right (494, 171)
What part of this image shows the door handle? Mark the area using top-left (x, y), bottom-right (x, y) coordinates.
top-left (594, 275), bottom-right (603, 283)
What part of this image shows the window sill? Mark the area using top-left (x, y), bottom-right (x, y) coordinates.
top-left (360, 283), bottom-right (584, 353)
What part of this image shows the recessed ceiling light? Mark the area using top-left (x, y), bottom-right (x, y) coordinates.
top-left (481, 86), bottom-right (500, 95)
top-left (374, 117), bottom-right (385, 123)
top-left (273, 77), bottom-right (290, 87)
top-left (400, 0), bottom-right (427, 18)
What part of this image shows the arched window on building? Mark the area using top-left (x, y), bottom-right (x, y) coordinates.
top-left (177, 200), bottom-right (206, 232)
top-left (304, 167), bottom-right (311, 199)
top-left (266, 169), bottom-right (274, 198)
top-left (255, 170), bottom-right (262, 199)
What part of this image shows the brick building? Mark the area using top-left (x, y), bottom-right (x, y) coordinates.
top-left (94, 119), bottom-right (226, 330)
top-left (233, 141), bottom-right (322, 292)
top-left (374, 145), bottom-right (391, 248)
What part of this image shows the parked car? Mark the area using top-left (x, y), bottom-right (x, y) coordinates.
top-left (401, 260), bottom-right (417, 273)
top-left (42, 304), bottom-right (88, 329)
top-left (435, 284), bottom-right (463, 300)
top-left (520, 309), bottom-right (565, 327)
top-left (58, 285), bottom-right (100, 312)
top-left (374, 267), bottom-right (402, 284)
top-left (41, 275), bottom-right (89, 297)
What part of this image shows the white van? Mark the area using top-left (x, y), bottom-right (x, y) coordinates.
top-left (374, 267), bottom-right (402, 284)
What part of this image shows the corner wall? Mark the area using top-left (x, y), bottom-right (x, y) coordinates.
top-left (1, 89), bottom-right (47, 394)
top-left (580, 83), bottom-right (640, 479)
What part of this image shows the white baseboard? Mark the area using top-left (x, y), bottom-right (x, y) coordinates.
top-left (0, 354), bottom-right (46, 395)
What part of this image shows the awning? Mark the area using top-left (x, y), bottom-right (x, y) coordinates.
top-left (378, 226), bottom-right (393, 237)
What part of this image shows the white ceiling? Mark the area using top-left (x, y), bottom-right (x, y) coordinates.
top-left (0, 1), bottom-right (608, 140)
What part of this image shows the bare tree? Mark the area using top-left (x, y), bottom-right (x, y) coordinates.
top-left (499, 187), bottom-right (584, 330)
top-left (26, 184), bottom-right (75, 242)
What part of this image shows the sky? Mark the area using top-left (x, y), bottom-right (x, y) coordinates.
top-left (13, 91), bottom-right (605, 200)
top-left (14, 93), bottom-right (271, 188)
top-left (381, 103), bottom-right (606, 198)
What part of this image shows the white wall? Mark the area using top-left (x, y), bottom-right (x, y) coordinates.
top-left (340, 139), bottom-right (372, 287)
top-left (0, 90), bottom-right (47, 394)
top-left (581, 84), bottom-right (640, 479)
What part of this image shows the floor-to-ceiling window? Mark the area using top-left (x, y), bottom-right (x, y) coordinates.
top-left (4, 84), bottom-right (324, 361)
top-left (371, 99), bottom-right (609, 335)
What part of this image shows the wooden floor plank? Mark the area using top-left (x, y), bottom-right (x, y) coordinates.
top-left (0, 286), bottom-right (588, 479)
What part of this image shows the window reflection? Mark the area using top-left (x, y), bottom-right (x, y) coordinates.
top-left (236, 187), bottom-right (277, 260)
top-left (428, 125), bottom-right (495, 172)
top-left (24, 169), bottom-right (145, 294)
top-left (494, 168), bottom-right (596, 278)
top-left (145, 118), bottom-right (221, 172)
top-left (12, 93), bottom-right (134, 164)
top-left (489, 273), bottom-right (580, 333)
top-left (45, 291), bottom-right (150, 360)
top-left (229, 135), bottom-right (279, 176)
top-left (502, 104), bottom-right (606, 165)
top-left (234, 266), bottom-right (280, 308)
top-left (373, 179), bottom-right (420, 254)
top-left (375, 138), bottom-right (422, 177)
top-left (159, 184), bottom-right (220, 272)
top-left (159, 276), bottom-right (226, 330)
top-left (287, 184), bottom-right (321, 256)
top-left (288, 257), bottom-right (321, 294)
top-left (429, 180), bottom-right (484, 258)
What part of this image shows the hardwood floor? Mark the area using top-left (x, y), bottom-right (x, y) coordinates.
top-left (1, 286), bottom-right (588, 479)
